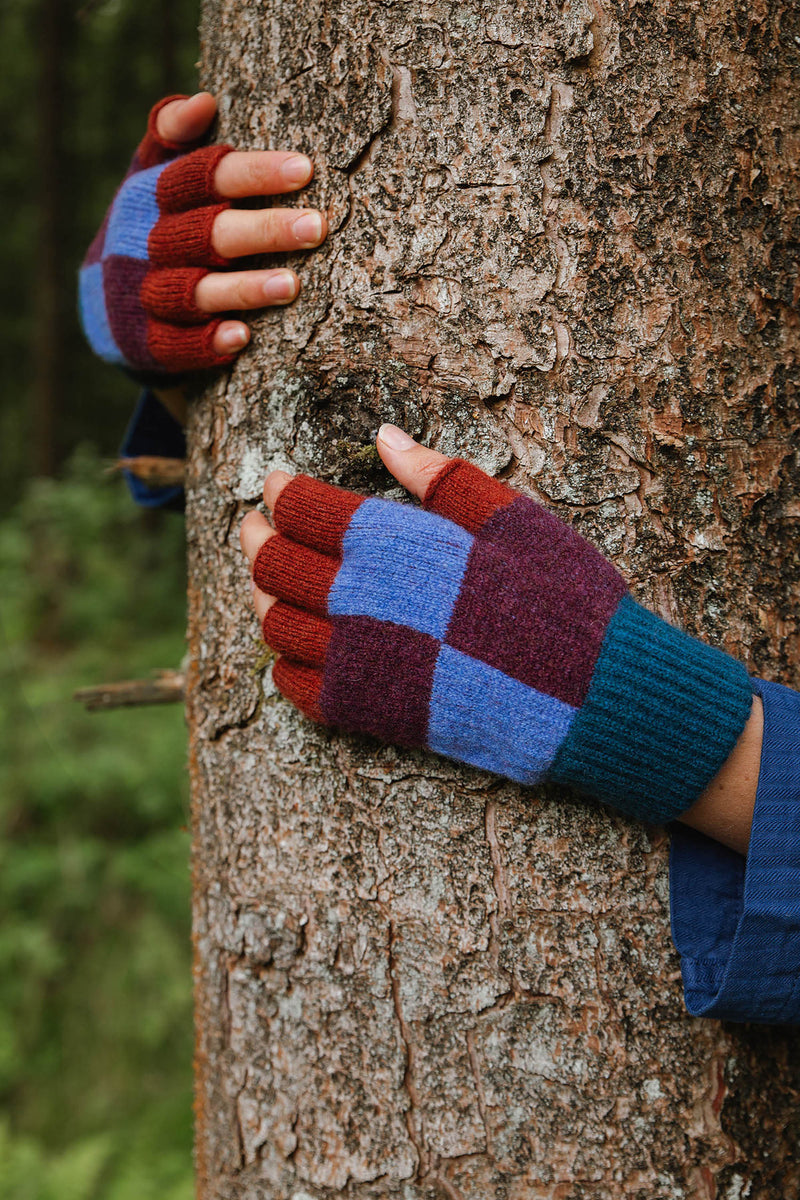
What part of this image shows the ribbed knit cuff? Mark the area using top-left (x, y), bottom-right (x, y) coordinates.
top-left (549, 595), bottom-right (754, 824)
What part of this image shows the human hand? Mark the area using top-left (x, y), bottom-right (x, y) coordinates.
top-left (240, 428), bottom-right (753, 830)
top-left (79, 92), bottom-right (328, 379)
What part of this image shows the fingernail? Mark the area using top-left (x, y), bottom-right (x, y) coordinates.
top-left (219, 324), bottom-right (249, 351)
top-left (282, 154), bottom-right (313, 186)
top-left (262, 271), bottom-right (297, 302)
top-left (378, 424), bottom-right (416, 451)
top-left (292, 211), bottom-right (323, 246)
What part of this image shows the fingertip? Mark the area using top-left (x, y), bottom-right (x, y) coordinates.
top-left (240, 509), bottom-right (274, 562)
top-left (262, 270), bottom-right (299, 304)
top-left (280, 153), bottom-right (314, 189)
top-left (291, 210), bottom-right (326, 248)
top-left (375, 425), bottom-right (451, 500)
top-left (377, 424), bottom-right (418, 452)
top-left (157, 91), bottom-right (217, 143)
top-left (214, 321), bottom-right (250, 354)
top-left (264, 469), bottom-right (294, 511)
top-left (253, 589), bottom-right (275, 623)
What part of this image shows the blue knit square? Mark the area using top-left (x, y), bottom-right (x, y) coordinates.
top-left (328, 498), bottom-right (473, 640)
top-left (78, 263), bottom-right (125, 366)
top-left (104, 163), bottom-right (168, 260)
top-left (428, 645), bottom-right (576, 783)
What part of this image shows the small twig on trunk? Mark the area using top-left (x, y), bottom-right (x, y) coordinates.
top-left (109, 456), bottom-right (186, 487)
top-left (74, 670), bottom-right (186, 712)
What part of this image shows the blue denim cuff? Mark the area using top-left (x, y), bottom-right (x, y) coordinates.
top-left (670, 677), bottom-right (800, 1023)
top-left (120, 390), bottom-right (186, 510)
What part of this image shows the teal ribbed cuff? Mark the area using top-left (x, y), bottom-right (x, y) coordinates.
top-left (550, 595), bottom-right (754, 825)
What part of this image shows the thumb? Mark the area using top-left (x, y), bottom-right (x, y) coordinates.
top-left (156, 92), bottom-right (217, 144)
top-left (376, 424), bottom-right (450, 501)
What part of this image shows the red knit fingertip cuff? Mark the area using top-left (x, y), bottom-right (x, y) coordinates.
top-left (147, 318), bottom-right (235, 373)
top-left (423, 459), bottom-right (515, 533)
top-left (156, 145), bottom-right (234, 213)
top-left (262, 603), bottom-right (331, 666)
top-left (136, 94), bottom-right (193, 169)
top-left (273, 476), bottom-right (364, 556)
top-left (141, 268), bottom-right (208, 322)
top-left (273, 659), bottom-right (326, 724)
top-left (148, 205), bottom-right (230, 268)
top-left (253, 537), bottom-right (338, 615)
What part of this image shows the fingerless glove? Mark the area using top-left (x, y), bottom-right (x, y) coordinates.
top-left (79, 95), bottom-right (236, 380)
top-left (253, 459), bottom-right (753, 825)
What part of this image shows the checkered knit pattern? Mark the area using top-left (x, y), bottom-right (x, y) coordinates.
top-left (78, 95), bottom-right (235, 380)
top-left (254, 459), bottom-right (754, 825)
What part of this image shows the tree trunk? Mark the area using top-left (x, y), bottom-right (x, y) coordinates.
top-left (32, 0), bottom-right (69, 478)
top-left (188, 1), bottom-right (800, 1196)
top-left (159, 0), bottom-right (178, 97)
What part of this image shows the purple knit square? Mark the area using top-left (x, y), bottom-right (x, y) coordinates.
top-left (445, 497), bottom-right (627, 707)
top-left (321, 616), bottom-right (439, 747)
top-left (83, 209), bottom-right (111, 267)
top-left (103, 255), bottom-right (156, 369)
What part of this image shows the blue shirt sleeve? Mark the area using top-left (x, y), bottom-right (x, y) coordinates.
top-left (669, 677), bottom-right (800, 1023)
top-left (120, 390), bottom-right (186, 510)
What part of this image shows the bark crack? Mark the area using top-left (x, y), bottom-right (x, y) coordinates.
top-left (333, 51), bottom-right (399, 242)
top-left (207, 694), bottom-right (262, 742)
top-left (427, 1167), bottom-right (468, 1200)
top-left (483, 799), bottom-right (514, 992)
top-left (293, 292), bottom-right (337, 362)
top-left (387, 919), bottom-right (427, 1178)
top-left (539, 80), bottom-right (575, 368)
top-left (465, 1027), bottom-right (491, 1156)
top-left (222, 957), bottom-right (247, 1174)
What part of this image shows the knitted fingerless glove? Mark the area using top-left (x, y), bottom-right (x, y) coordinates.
top-left (78, 95), bottom-right (235, 380)
top-left (253, 459), bottom-right (754, 825)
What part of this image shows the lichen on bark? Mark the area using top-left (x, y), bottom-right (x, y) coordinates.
top-left (188, 1), bottom-right (800, 1196)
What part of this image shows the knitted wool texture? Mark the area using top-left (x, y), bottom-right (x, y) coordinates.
top-left (253, 460), bottom-right (754, 825)
top-left (78, 95), bottom-right (235, 379)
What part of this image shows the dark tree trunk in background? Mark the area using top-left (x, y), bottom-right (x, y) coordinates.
top-left (32, 0), bottom-right (69, 478)
top-left (188, 1), bottom-right (800, 1196)
top-left (160, 0), bottom-right (177, 97)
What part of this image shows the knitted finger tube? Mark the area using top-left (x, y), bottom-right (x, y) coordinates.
top-left (254, 462), bottom-right (754, 826)
top-left (78, 95), bottom-right (235, 380)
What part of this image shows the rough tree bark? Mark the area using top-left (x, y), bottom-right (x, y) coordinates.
top-left (188, 1), bottom-right (800, 1196)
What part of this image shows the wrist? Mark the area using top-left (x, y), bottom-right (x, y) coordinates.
top-left (548, 597), bottom-right (754, 827)
top-left (678, 694), bottom-right (762, 856)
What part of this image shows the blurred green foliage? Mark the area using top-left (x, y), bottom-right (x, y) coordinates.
top-left (0, 0), bottom-right (204, 1190)
top-left (0, 449), bottom-right (193, 1199)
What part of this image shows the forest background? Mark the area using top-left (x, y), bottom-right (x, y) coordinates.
top-left (0, 1), bottom-right (201, 1196)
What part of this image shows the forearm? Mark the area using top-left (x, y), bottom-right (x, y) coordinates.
top-left (678, 693), bottom-right (762, 857)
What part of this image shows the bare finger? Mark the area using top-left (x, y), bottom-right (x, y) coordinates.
top-left (212, 207), bottom-right (327, 258)
top-left (196, 269), bottom-right (299, 313)
top-left (214, 151), bottom-right (313, 198)
top-left (253, 588), bottom-right (275, 623)
top-left (156, 92), bottom-right (217, 144)
top-left (212, 321), bottom-right (250, 356)
top-left (376, 425), bottom-right (451, 501)
top-left (264, 470), bottom-right (295, 511)
top-left (240, 510), bottom-right (275, 564)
